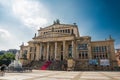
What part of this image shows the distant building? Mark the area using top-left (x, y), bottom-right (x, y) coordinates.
top-left (20, 20), bottom-right (117, 70)
top-left (116, 49), bottom-right (120, 67)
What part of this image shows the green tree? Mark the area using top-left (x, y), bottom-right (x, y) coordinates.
top-left (0, 52), bottom-right (15, 66)
top-left (4, 52), bottom-right (15, 60)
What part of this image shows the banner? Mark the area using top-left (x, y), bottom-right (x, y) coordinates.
top-left (100, 59), bottom-right (110, 66)
top-left (89, 59), bottom-right (98, 65)
top-left (78, 44), bottom-right (88, 50)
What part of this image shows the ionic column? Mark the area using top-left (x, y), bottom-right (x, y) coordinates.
top-left (40, 43), bottom-right (42, 60)
top-left (47, 42), bottom-right (49, 60)
top-left (36, 44), bottom-right (40, 61)
top-left (55, 42), bottom-right (57, 60)
top-left (72, 40), bottom-right (75, 58)
top-left (43, 44), bottom-right (47, 60)
top-left (76, 42), bottom-right (79, 59)
top-left (63, 41), bottom-right (66, 59)
top-left (88, 43), bottom-right (92, 59)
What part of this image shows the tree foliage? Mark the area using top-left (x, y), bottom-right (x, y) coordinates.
top-left (0, 52), bottom-right (15, 66)
top-left (0, 52), bottom-right (15, 60)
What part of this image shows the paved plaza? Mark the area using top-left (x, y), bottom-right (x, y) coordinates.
top-left (0, 70), bottom-right (120, 80)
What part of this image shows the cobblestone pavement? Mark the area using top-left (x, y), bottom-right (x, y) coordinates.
top-left (0, 70), bottom-right (120, 80)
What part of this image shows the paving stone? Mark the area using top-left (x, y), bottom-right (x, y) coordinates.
top-left (0, 70), bottom-right (120, 80)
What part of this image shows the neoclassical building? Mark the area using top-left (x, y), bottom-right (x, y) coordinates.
top-left (20, 20), bottom-right (117, 70)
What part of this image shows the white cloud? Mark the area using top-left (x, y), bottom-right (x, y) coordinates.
top-left (116, 44), bottom-right (120, 49)
top-left (0, 0), bottom-right (52, 50)
top-left (0, 0), bottom-right (12, 7)
top-left (12, 0), bottom-right (50, 29)
top-left (0, 28), bottom-right (12, 50)
top-left (0, 28), bottom-right (11, 40)
top-left (0, 28), bottom-right (20, 50)
top-left (0, 0), bottom-right (51, 29)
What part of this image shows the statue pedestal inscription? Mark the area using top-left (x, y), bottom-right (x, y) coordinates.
top-left (67, 58), bottom-right (75, 71)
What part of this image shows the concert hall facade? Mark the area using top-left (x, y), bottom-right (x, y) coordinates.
top-left (20, 20), bottom-right (117, 70)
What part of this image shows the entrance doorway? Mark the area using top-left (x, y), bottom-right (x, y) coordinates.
top-left (61, 52), bottom-right (63, 61)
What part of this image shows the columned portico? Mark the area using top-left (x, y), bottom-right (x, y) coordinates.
top-left (32, 41), bottom-right (77, 61)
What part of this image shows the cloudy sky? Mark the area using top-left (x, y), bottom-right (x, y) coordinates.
top-left (0, 0), bottom-right (120, 50)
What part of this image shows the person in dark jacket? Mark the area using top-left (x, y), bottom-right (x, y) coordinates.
top-left (0, 64), bottom-right (6, 76)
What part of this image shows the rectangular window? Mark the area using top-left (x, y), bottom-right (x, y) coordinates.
top-left (96, 47), bottom-right (99, 52)
top-left (93, 47), bottom-right (96, 52)
top-left (106, 54), bottom-right (108, 58)
top-left (24, 50), bottom-right (27, 54)
top-left (79, 53), bottom-right (81, 59)
top-left (82, 52), bottom-right (84, 59)
top-left (85, 51), bottom-right (88, 59)
top-left (102, 46), bottom-right (104, 52)
top-left (99, 46), bottom-right (101, 52)
top-left (103, 55), bottom-right (105, 59)
top-left (104, 46), bottom-right (107, 51)
top-left (65, 29), bottom-right (67, 33)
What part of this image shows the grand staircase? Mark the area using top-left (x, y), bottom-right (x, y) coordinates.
top-left (40, 61), bottom-right (52, 70)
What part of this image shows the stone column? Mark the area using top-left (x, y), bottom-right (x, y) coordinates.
top-left (63, 41), bottom-right (66, 60)
top-left (72, 40), bottom-right (75, 58)
top-left (36, 44), bottom-right (40, 61)
top-left (26, 47), bottom-right (30, 60)
top-left (74, 41), bottom-right (76, 58)
top-left (55, 42), bottom-right (57, 60)
top-left (43, 44), bottom-right (47, 60)
top-left (40, 43), bottom-right (42, 60)
top-left (47, 42), bottom-right (49, 60)
top-left (66, 43), bottom-right (68, 59)
top-left (76, 42), bottom-right (79, 59)
top-left (88, 43), bottom-right (92, 59)
top-left (51, 44), bottom-right (54, 60)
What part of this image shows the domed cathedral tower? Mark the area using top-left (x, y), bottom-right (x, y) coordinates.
top-left (20, 20), bottom-right (117, 70)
